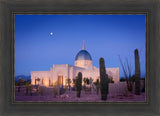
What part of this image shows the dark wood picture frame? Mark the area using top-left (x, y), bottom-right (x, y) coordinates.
top-left (0, 0), bottom-right (159, 116)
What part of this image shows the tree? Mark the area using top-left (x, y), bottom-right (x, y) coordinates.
top-left (89, 77), bottom-right (93, 94)
top-left (94, 79), bottom-right (100, 95)
top-left (83, 77), bottom-right (90, 85)
top-left (65, 78), bottom-right (71, 91)
top-left (17, 77), bottom-right (25, 92)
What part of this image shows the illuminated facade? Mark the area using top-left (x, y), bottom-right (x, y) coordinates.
top-left (31, 41), bottom-right (120, 87)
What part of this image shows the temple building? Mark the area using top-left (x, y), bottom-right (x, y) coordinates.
top-left (31, 41), bottom-right (120, 87)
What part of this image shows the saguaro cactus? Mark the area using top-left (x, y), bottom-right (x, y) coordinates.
top-left (76, 72), bottom-right (82, 98)
top-left (96, 79), bottom-right (100, 95)
top-left (135, 49), bottom-right (141, 95)
top-left (99, 57), bottom-right (109, 100)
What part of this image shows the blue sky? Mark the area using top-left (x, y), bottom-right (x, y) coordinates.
top-left (15, 14), bottom-right (145, 78)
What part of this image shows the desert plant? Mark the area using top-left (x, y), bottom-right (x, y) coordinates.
top-left (135, 49), bottom-right (141, 95)
top-left (18, 77), bottom-right (25, 92)
top-left (53, 81), bottom-right (58, 98)
top-left (83, 77), bottom-right (87, 85)
top-left (25, 81), bottom-right (30, 95)
top-left (99, 57), bottom-right (109, 100)
top-left (72, 78), bottom-right (77, 87)
top-left (83, 77), bottom-right (89, 94)
top-left (39, 86), bottom-right (44, 96)
top-left (108, 76), bottom-right (114, 83)
top-left (65, 78), bottom-right (71, 91)
top-left (28, 84), bottom-right (32, 96)
top-left (89, 77), bottom-right (93, 94)
top-left (76, 72), bottom-right (82, 98)
top-left (94, 79), bottom-right (100, 95)
top-left (141, 79), bottom-right (145, 92)
top-left (119, 56), bottom-right (133, 92)
top-left (123, 87), bottom-right (129, 97)
top-left (83, 77), bottom-right (89, 85)
top-left (120, 78), bottom-right (126, 82)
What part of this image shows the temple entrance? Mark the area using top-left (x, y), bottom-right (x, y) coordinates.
top-left (58, 75), bottom-right (63, 86)
top-left (58, 75), bottom-right (63, 95)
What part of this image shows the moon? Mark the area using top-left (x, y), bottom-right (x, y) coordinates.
top-left (50, 32), bottom-right (53, 36)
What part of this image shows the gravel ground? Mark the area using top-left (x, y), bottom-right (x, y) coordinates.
top-left (15, 89), bottom-right (145, 102)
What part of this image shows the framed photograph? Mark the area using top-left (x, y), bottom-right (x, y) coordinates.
top-left (14, 14), bottom-right (146, 103)
top-left (0, 0), bottom-right (159, 116)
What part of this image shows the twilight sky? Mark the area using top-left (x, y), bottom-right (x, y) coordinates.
top-left (15, 14), bottom-right (145, 78)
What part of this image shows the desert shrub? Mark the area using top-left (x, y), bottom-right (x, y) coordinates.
top-left (83, 77), bottom-right (90, 85)
top-left (39, 86), bottom-right (44, 96)
top-left (84, 86), bottom-right (90, 94)
top-left (53, 81), bottom-right (58, 98)
top-left (123, 87), bottom-right (129, 97)
top-left (65, 78), bottom-right (71, 91)
top-left (108, 76), bottom-right (114, 83)
top-left (72, 78), bottom-right (77, 87)
top-left (120, 78), bottom-right (126, 82)
top-left (94, 79), bottom-right (100, 95)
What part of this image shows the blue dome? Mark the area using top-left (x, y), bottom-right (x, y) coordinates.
top-left (75, 50), bottom-right (92, 61)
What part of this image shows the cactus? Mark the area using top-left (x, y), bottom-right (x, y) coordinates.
top-left (134, 49), bottom-right (141, 95)
top-left (141, 79), bottom-right (145, 92)
top-left (25, 82), bottom-right (29, 95)
top-left (99, 57), bottom-right (109, 100)
top-left (53, 81), bottom-right (58, 98)
top-left (119, 56), bottom-right (133, 92)
top-left (96, 79), bottom-right (100, 95)
top-left (39, 86), bottom-right (44, 96)
top-left (76, 72), bottom-right (82, 98)
top-left (28, 84), bottom-right (32, 96)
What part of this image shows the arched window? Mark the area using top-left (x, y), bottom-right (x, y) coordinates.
top-left (58, 75), bottom-right (63, 85)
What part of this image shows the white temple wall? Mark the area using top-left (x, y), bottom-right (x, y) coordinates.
top-left (106, 68), bottom-right (120, 83)
top-left (31, 71), bottom-right (51, 86)
top-left (31, 65), bottom-right (120, 87)
top-left (52, 64), bottom-right (70, 86)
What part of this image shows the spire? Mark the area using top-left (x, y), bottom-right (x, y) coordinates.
top-left (82, 40), bottom-right (85, 50)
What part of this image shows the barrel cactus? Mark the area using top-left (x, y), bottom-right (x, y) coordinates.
top-left (99, 57), bottom-right (109, 100)
top-left (134, 49), bottom-right (141, 95)
top-left (76, 72), bottom-right (82, 98)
